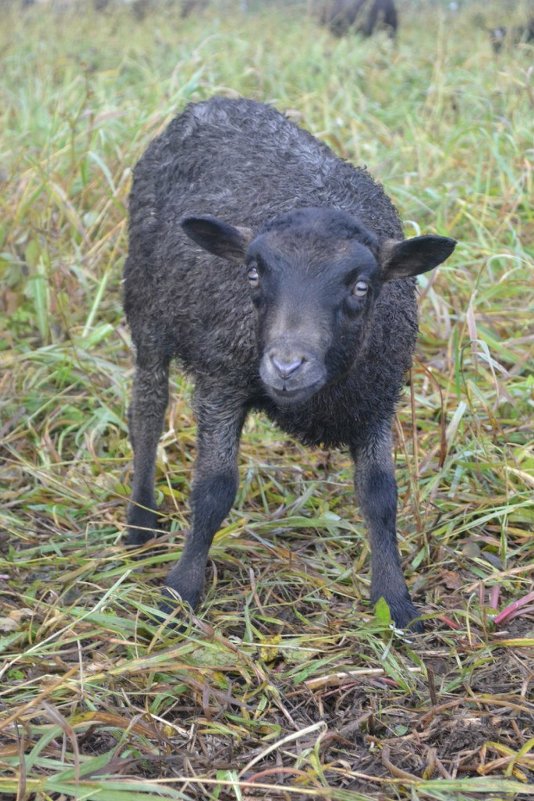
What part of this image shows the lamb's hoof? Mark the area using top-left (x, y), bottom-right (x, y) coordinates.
top-left (125, 527), bottom-right (154, 547)
top-left (164, 563), bottom-right (204, 609)
top-left (393, 604), bottom-right (424, 633)
top-left (125, 509), bottom-right (158, 547)
top-left (375, 595), bottom-right (425, 633)
top-left (404, 615), bottom-right (425, 634)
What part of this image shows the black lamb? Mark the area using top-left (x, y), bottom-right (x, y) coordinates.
top-left (123, 96), bottom-right (456, 631)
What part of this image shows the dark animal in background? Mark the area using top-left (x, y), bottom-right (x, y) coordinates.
top-left (319, 0), bottom-right (398, 39)
top-left (489, 18), bottom-right (534, 52)
top-left (91, 0), bottom-right (147, 15)
top-left (180, 0), bottom-right (209, 18)
top-left (123, 97), bottom-right (456, 630)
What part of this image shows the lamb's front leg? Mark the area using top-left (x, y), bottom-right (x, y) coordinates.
top-left (350, 425), bottom-right (423, 631)
top-left (163, 384), bottom-right (248, 612)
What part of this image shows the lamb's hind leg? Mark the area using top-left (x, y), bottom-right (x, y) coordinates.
top-left (126, 356), bottom-right (169, 546)
top-left (351, 424), bottom-right (423, 631)
top-left (163, 383), bottom-right (247, 611)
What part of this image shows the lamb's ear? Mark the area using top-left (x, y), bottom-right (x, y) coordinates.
top-left (181, 214), bottom-right (253, 263)
top-left (379, 235), bottom-right (456, 281)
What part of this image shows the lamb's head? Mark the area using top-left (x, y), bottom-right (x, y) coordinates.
top-left (181, 207), bottom-right (456, 406)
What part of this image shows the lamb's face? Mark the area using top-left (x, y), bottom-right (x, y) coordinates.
top-left (181, 207), bottom-right (456, 407)
top-left (246, 214), bottom-right (382, 406)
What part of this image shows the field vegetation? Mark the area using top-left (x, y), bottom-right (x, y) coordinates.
top-left (0, 1), bottom-right (533, 799)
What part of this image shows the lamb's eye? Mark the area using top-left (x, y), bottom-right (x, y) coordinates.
top-left (352, 280), bottom-right (368, 297)
top-left (247, 266), bottom-right (259, 287)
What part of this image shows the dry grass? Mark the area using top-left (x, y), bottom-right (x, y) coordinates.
top-left (0, 1), bottom-right (533, 799)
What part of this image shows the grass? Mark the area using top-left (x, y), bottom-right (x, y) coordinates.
top-left (0, 1), bottom-right (533, 799)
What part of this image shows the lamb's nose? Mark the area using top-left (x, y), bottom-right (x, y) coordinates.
top-left (270, 353), bottom-right (304, 380)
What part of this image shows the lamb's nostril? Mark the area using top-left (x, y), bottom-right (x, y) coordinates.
top-left (270, 354), bottom-right (305, 380)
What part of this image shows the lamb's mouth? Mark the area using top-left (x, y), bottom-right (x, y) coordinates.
top-left (265, 381), bottom-right (322, 406)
